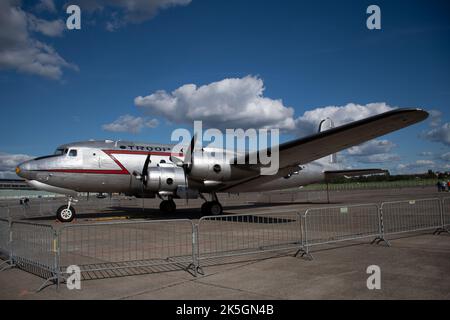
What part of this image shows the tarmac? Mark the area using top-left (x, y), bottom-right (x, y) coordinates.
top-left (0, 187), bottom-right (449, 300)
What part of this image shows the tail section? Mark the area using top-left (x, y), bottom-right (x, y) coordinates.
top-left (318, 118), bottom-right (337, 164)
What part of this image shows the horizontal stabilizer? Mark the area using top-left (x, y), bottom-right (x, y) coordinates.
top-left (324, 169), bottom-right (388, 179)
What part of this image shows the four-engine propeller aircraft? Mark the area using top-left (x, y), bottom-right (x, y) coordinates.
top-left (15, 108), bottom-right (428, 222)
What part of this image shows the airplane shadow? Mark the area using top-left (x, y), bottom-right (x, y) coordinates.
top-left (26, 200), bottom-right (341, 222)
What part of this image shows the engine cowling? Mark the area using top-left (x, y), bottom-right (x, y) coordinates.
top-left (146, 166), bottom-right (186, 192)
top-left (188, 154), bottom-right (231, 181)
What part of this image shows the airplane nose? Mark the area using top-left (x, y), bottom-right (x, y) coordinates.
top-left (16, 161), bottom-right (31, 179)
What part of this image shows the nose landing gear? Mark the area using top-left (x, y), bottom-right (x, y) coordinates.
top-left (56, 197), bottom-right (77, 223)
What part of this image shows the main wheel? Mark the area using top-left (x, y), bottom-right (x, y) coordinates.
top-left (208, 201), bottom-right (223, 215)
top-left (56, 205), bottom-right (76, 223)
top-left (201, 202), bottom-right (210, 215)
top-left (160, 200), bottom-right (176, 213)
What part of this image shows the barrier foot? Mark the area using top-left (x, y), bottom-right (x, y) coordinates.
top-left (186, 263), bottom-right (199, 277)
top-left (35, 275), bottom-right (58, 293)
top-left (0, 259), bottom-right (15, 272)
top-left (433, 227), bottom-right (449, 235)
top-left (294, 249), bottom-right (313, 261)
top-left (371, 237), bottom-right (390, 247)
top-left (195, 265), bottom-right (205, 276)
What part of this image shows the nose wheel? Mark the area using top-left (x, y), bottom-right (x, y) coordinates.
top-left (56, 197), bottom-right (77, 222)
top-left (56, 205), bottom-right (76, 222)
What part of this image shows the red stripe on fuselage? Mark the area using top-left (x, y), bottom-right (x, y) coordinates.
top-left (44, 150), bottom-right (183, 175)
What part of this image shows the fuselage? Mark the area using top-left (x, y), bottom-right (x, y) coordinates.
top-left (16, 139), bottom-right (335, 197)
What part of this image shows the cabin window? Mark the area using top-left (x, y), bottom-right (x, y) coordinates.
top-left (69, 149), bottom-right (78, 157)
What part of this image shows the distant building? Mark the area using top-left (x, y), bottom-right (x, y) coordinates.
top-left (0, 179), bottom-right (34, 190)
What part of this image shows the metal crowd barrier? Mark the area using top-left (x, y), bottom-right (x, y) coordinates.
top-left (196, 212), bottom-right (304, 271)
top-left (0, 218), bottom-right (11, 262)
top-left (443, 197), bottom-right (450, 228)
top-left (380, 198), bottom-right (445, 236)
top-left (0, 197), bottom-right (449, 291)
top-left (302, 204), bottom-right (384, 255)
top-left (9, 221), bottom-right (59, 291)
top-left (58, 219), bottom-right (197, 280)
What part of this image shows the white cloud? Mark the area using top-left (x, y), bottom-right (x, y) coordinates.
top-left (28, 14), bottom-right (65, 37)
top-left (0, 0), bottom-right (77, 79)
top-left (397, 160), bottom-right (437, 174)
top-left (419, 151), bottom-right (433, 157)
top-left (74, 0), bottom-right (192, 31)
top-left (440, 152), bottom-right (450, 161)
top-left (352, 153), bottom-right (401, 164)
top-left (36, 0), bottom-right (57, 13)
top-left (135, 75), bottom-right (296, 130)
top-left (347, 140), bottom-right (396, 156)
top-left (0, 152), bottom-right (34, 179)
top-left (420, 122), bottom-right (450, 146)
top-left (294, 102), bottom-right (394, 137)
top-left (102, 114), bottom-right (159, 133)
top-left (429, 109), bottom-right (442, 127)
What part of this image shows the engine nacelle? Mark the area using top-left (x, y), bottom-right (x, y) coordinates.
top-left (189, 154), bottom-right (231, 181)
top-left (147, 165), bottom-right (186, 192)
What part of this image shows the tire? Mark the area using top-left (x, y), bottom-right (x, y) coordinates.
top-left (201, 202), bottom-right (210, 215)
top-left (56, 205), bottom-right (76, 223)
top-left (160, 200), bottom-right (176, 213)
top-left (208, 201), bottom-right (223, 215)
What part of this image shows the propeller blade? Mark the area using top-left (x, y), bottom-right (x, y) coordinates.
top-left (184, 133), bottom-right (197, 167)
top-left (142, 154), bottom-right (151, 186)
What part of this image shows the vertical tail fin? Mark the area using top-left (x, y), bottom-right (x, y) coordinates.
top-left (318, 118), bottom-right (337, 164)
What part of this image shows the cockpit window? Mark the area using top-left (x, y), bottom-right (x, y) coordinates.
top-left (54, 148), bottom-right (68, 155)
top-left (68, 149), bottom-right (77, 157)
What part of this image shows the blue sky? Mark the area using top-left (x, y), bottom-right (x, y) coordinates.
top-left (0, 0), bottom-right (449, 177)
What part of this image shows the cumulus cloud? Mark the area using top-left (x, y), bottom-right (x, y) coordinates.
top-left (347, 140), bottom-right (396, 156)
top-left (135, 75), bottom-right (296, 130)
top-left (419, 151), bottom-right (434, 157)
top-left (440, 152), bottom-right (450, 161)
top-left (420, 122), bottom-right (450, 146)
top-left (102, 114), bottom-right (159, 133)
top-left (27, 14), bottom-right (65, 37)
top-left (0, 0), bottom-right (77, 79)
top-left (294, 102), bottom-right (394, 137)
top-left (0, 152), bottom-right (34, 179)
top-left (397, 160), bottom-right (437, 174)
top-left (429, 109), bottom-right (443, 127)
top-left (345, 139), bottom-right (399, 164)
top-left (73, 0), bottom-right (192, 31)
top-left (36, 0), bottom-right (57, 13)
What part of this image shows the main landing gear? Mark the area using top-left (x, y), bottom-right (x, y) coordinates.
top-left (56, 197), bottom-right (77, 223)
top-left (200, 193), bottom-right (223, 216)
top-left (158, 193), bottom-right (224, 215)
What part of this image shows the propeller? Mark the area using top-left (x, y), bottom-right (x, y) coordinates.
top-left (181, 134), bottom-right (198, 204)
top-left (142, 154), bottom-right (151, 187)
top-left (133, 154), bottom-right (151, 195)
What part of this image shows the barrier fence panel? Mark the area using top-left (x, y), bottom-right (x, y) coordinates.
top-left (303, 204), bottom-right (382, 251)
top-left (381, 198), bottom-right (443, 236)
top-left (10, 221), bottom-right (58, 290)
top-left (0, 218), bottom-right (10, 261)
top-left (197, 212), bottom-right (303, 268)
top-left (58, 219), bottom-right (196, 279)
top-left (443, 198), bottom-right (450, 228)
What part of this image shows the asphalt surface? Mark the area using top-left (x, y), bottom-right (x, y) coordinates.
top-left (0, 187), bottom-right (449, 300)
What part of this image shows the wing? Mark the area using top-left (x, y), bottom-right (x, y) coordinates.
top-left (221, 108), bottom-right (428, 191)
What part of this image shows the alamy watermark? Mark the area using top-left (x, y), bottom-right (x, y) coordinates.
top-left (171, 121), bottom-right (280, 176)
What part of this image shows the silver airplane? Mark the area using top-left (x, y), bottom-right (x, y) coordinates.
top-left (15, 108), bottom-right (428, 222)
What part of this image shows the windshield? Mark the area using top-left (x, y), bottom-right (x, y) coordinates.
top-left (54, 148), bottom-right (68, 155)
